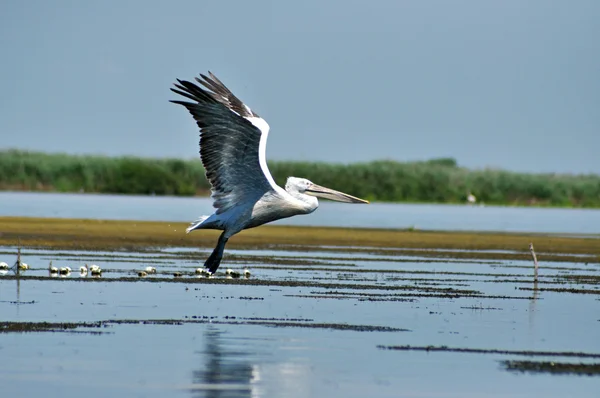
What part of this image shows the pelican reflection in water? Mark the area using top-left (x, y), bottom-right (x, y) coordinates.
top-left (171, 72), bottom-right (368, 274)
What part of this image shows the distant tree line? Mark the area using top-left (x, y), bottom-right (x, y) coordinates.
top-left (1, 149), bottom-right (599, 207)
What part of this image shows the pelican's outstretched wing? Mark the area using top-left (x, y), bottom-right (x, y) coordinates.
top-left (170, 73), bottom-right (281, 213)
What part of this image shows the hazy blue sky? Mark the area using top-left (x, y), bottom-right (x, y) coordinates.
top-left (1, 0), bottom-right (598, 173)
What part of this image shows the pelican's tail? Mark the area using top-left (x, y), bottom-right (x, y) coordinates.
top-left (204, 232), bottom-right (228, 274)
top-left (186, 216), bottom-right (211, 233)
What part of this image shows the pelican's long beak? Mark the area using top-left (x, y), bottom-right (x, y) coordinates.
top-left (306, 183), bottom-right (369, 204)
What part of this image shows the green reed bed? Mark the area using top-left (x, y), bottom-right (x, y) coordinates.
top-left (1, 149), bottom-right (599, 207)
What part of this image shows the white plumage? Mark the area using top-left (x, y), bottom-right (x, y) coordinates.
top-left (171, 72), bottom-right (368, 274)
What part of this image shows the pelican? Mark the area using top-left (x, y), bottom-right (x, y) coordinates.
top-left (171, 72), bottom-right (369, 274)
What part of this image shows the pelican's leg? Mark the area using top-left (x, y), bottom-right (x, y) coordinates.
top-left (204, 232), bottom-right (229, 274)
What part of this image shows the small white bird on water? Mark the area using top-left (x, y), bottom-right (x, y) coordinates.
top-left (195, 268), bottom-right (211, 277)
top-left (0, 262), bottom-right (9, 270)
top-left (171, 72), bottom-right (369, 274)
top-left (49, 262), bottom-right (58, 274)
top-left (59, 266), bottom-right (71, 275)
top-left (144, 266), bottom-right (157, 274)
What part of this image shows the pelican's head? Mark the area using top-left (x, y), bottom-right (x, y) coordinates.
top-left (285, 177), bottom-right (369, 204)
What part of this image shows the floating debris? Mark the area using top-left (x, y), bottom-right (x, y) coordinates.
top-left (173, 271), bottom-right (183, 278)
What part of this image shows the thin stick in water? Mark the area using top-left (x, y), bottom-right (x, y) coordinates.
top-left (529, 243), bottom-right (539, 282)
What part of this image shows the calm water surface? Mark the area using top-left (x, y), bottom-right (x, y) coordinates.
top-left (0, 244), bottom-right (599, 397)
top-left (1, 192), bottom-right (599, 397)
top-left (1, 191), bottom-right (600, 234)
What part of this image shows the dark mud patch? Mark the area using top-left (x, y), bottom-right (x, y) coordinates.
top-left (557, 274), bottom-right (600, 284)
top-left (1, 318), bottom-right (410, 334)
top-left (105, 318), bottom-right (409, 332)
top-left (0, 321), bottom-right (109, 334)
top-left (518, 287), bottom-right (600, 295)
top-left (502, 360), bottom-right (600, 376)
top-left (377, 345), bottom-right (600, 358)
top-left (460, 306), bottom-right (503, 310)
top-left (0, 299), bottom-right (36, 305)
top-left (244, 321), bottom-right (408, 332)
top-left (0, 274), bottom-right (485, 296)
top-left (287, 291), bottom-right (532, 300)
top-left (284, 294), bottom-right (417, 302)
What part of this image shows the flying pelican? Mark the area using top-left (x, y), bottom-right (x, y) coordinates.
top-left (171, 72), bottom-right (369, 274)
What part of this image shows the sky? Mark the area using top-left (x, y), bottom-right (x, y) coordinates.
top-left (1, 0), bottom-right (598, 174)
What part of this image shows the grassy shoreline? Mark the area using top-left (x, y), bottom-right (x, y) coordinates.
top-left (1, 216), bottom-right (598, 263)
top-left (2, 149), bottom-right (599, 208)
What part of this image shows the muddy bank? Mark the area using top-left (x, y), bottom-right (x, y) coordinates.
top-left (1, 216), bottom-right (599, 263)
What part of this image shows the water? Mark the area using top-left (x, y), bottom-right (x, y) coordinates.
top-left (1, 193), bottom-right (599, 396)
top-left (1, 244), bottom-right (599, 397)
top-left (2, 191), bottom-right (600, 234)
